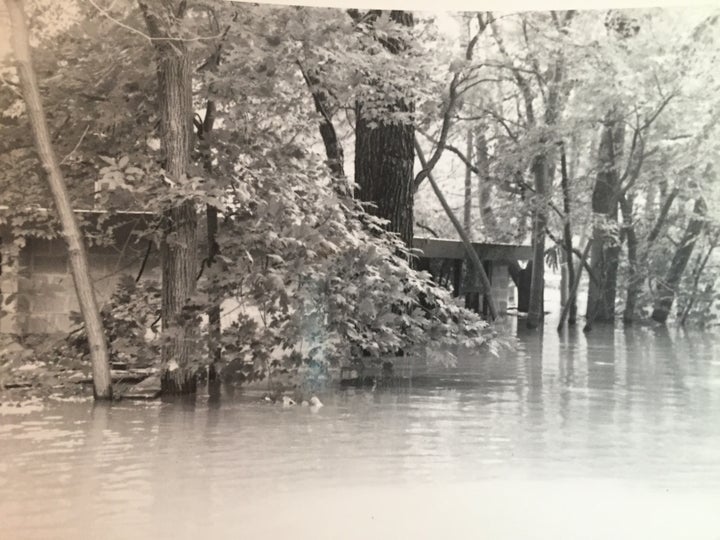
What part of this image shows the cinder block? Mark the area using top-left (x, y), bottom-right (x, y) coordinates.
top-left (17, 276), bottom-right (33, 292)
top-left (15, 294), bottom-right (30, 312)
top-left (28, 238), bottom-right (64, 257)
top-left (32, 255), bottom-right (68, 274)
top-left (0, 314), bottom-right (18, 334)
top-left (26, 315), bottom-right (51, 334)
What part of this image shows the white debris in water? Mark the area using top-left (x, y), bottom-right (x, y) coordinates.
top-left (0, 399), bottom-right (43, 415)
top-left (17, 363), bottom-right (40, 371)
top-left (309, 396), bottom-right (323, 408)
top-left (282, 395), bottom-right (296, 407)
top-left (48, 394), bottom-right (91, 403)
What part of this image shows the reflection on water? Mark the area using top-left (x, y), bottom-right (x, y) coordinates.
top-left (2, 324), bottom-right (720, 539)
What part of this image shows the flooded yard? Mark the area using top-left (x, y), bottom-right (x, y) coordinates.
top-left (2, 323), bottom-right (720, 539)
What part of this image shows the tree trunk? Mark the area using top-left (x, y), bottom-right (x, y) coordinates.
top-left (7, 0), bottom-right (112, 400)
top-left (463, 129), bottom-right (473, 236)
top-left (620, 194), bottom-right (639, 324)
top-left (648, 187), bottom-right (679, 245)
top-left (586, 110), bottom-right (625, 324)
top-left (526, 154), bottom-right (548, 330)
top-left (298, 63), bottom-right (345, 182)
top-left (558, 240), bottom-right (592, 332)
top-left (355, 107), bottom-right (414, 247)
top-left (651, 197), bottom-right (707, 323)
top-left (560, 141), bottom-right (577, 325)
top-left (679, 229), bottom-right (718, 325)
top-left (140, 1), bottom-right (198, 394)
top-left (475, 126), bottom-right (496, 238)
top-left (198, 101), bottom-right (222, 379)
top-left (354, 11), bottom-right (414, 247)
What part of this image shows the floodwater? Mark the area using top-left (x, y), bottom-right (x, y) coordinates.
top-left (2, 323), bottom-right (720, 540)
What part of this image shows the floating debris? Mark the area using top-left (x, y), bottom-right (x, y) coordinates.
top-left (282, 395), bottom-right (296, 407)
top-left (309, 396), bottom-right (323, 408)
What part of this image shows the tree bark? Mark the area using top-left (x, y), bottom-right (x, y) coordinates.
top-left (586, 109), bottom-right (625, 324)
top-left (648, 187), bottom-right (679, 245)
top-left (298, 62), bottom-right (345, 182)
top-left (354, 10), bottom-right (414, 247)
top-left (463, 129), bottom-right (473, 236)
top-left (526, 154), bottom-right (548, 329)
top-left (140, 0), bottom-right (198, 394)
top-left (651, 196), bottom-right (707, 323)
top-left (474, 126), bottom-right (497, 238)
top-left (197, 100), bottom-right (222, 379)
top-left (7, 0), bottom-right (113, 400)
top-left (620, 194), bottom-right (639, 324)
top-left (560, 141), bottom-right (577, 325)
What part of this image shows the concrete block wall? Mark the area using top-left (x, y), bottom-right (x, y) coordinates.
top-left (7, 232), bottom-right (159, 335)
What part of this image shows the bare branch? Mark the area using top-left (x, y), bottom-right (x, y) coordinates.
top-left (89, 0), bottom-right (223, 43)
top-left (413, 18), bottom-right (488, 192)
top-left (59, 124), bottom-right (90, 165)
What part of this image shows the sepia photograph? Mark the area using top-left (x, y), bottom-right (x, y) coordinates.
top-left (1, 0), bottom-right (719, 538)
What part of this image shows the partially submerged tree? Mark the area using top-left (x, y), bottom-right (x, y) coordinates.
top-left (139, 0), bottom-right (199, 394)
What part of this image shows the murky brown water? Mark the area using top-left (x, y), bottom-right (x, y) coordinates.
top-left (2, 323), bottom-right (720, 539)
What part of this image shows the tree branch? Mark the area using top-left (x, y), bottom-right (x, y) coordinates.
top-left (413, 18), bottom-right (487, 192)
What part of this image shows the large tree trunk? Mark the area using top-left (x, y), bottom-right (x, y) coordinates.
top-left (354, 104), bottom-right (414, 246)
top-left (140, 1), bottom-right (198, 394)
top-left (7, 0), bottom-right (112, 400)
top-left (586, 110), bottom-right (625, 324)
top-left (651, 196), bottom-right (707, 323)
top-left (354, 10), bottom-right (414, 247)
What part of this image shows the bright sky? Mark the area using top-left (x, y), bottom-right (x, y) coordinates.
top-left (229, 0), bottom-right (717, 10)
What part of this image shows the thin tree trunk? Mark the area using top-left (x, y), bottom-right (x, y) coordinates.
top-left (560, 141), bottom-right (576, 325)
top-left (415, 138), bottom-right (498, 320)
top-left (474, 126), bottom-right (496, 238)
top-left (197, 100), bottom-right (222, 379)
top-left (7, 0), bottom-right (112, 399)
top-left (140, 1), bottom-right (198, 394)
top-left (463, 129), bottom-right (473, 236)
top-left (651, 197), bottom-right (707, 323)
top-left (558, 240), bottom-right (591, 332)
top-left (462, 129), bottom-right (478, 310)
top-left (680, 229), bottom-right (719, 325)
top-left (298, 62), bottom-right (345, 182)
top-left (620, 194), bottom-right (639, 324)
top-left (648, 187), bottom-right (679, 245)
top-left (526, 154), bottom-right (548, 330)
